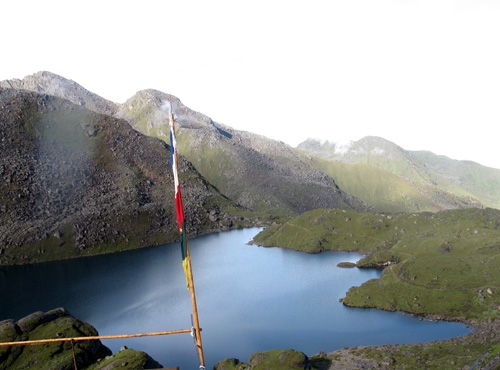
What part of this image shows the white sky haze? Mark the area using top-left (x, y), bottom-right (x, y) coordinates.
top-left (2, 0), bottom-right (500, 168)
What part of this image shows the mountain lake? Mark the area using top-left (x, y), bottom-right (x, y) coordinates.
top-left (0, 227), bottom-right (469, 369)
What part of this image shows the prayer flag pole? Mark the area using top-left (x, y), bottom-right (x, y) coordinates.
top-left (168, 102), bottom-right (205, 369)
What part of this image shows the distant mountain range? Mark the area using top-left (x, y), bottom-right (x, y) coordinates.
top-left (1, 71), bottom-right (498, 263)
top-left (297, 137), bottom-right (500, 212)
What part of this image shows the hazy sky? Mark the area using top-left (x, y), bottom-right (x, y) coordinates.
top-left (2, 1), bottom-right (499, 168)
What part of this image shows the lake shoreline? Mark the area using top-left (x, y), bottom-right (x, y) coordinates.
top-left (315, 318), bottom-right (499, 370)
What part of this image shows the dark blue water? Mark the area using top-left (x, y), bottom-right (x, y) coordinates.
top-left (0, 228), bottom-right (468, 369)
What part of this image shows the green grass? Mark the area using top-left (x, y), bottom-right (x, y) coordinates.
top-left (254, 207), bottom-right (500, 321)
top-left (312, 158), bottom-right (478, 213)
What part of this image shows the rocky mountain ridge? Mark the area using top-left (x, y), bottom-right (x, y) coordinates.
top-left (2, 71), bottom-right (371, 215)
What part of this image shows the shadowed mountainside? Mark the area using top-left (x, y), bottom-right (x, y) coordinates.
top-left (0, 87), bottom-right (252, 265)
top-left (6, 72), bottom-right (495, 214)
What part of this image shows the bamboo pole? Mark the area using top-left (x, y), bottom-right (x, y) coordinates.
top-left (185, 238), bottom-right (205, 368)
top-left (0, 328), bottom-right (192, 347)
top-left (70, 339), bottom-right (78, 370)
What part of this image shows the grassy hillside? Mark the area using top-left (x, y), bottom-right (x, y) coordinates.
top-left (253, 207), bottom-right (500, 321)
top-left (310, 159), bottom-right (479, 213)
top-left (413, 150), bottom-right (500, 210)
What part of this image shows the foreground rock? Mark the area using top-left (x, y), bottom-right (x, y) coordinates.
top-left (0, 308), bottom-right (162, 370)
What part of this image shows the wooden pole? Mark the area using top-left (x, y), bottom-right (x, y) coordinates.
top-left (71, 339), bottom-right (78, 370)
top-left (169, 102), bottom-right (205, 369)
top-left (185, 238), bottom-right (205, 368)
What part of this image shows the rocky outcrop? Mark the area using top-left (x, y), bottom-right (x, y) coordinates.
top-left (0, 308), bottom-right (163, 370)
top-left (0, 307), bottom-right (110, 369)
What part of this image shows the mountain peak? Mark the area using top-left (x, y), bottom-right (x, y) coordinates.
top-left (0, 71), bottom-right (119, 116)
top-left (118, 89), bottom-right (214, 131)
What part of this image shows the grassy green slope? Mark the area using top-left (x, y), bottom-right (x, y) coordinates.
top-left (311, 159), bottom-right (438, 212)
top-left (298, 137), bottom-right (435, 183)
top-left (414, 151), bottom-right (500, 210)
top-left (253, 207), bottom-right (500, 321)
